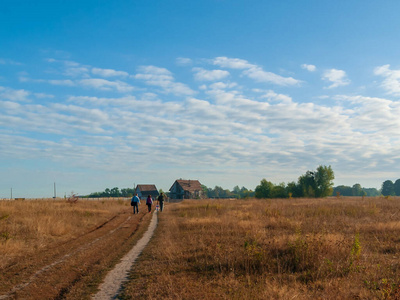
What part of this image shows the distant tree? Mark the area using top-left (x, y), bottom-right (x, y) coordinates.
top-left (271, 183), bottom-right (287, 198)
top-left (240, 186), bottom-right (253, 198)
top-left (314, 165), bottom-right (335, 197)
top-left (332, 185), bottom-right (353, 196)
top-left (381, 180), bottom-right (395, 196)
top-left (120, 188), bottom-right (134, 197)
top-left (394, 179), bottom-right (400, 196)
top-left (298, 171), bottom-right (316, 197)
top-left (352, 184), bottom-right (366, 196)
top-left (200, 185), bottom-right (209, 197)
top-left (110, 187), bottom-right (120, 197)
top-left (286, 181), bottom-right (302, 197)
top-left (363, 188), bottom-right (380, 197)
top-left (232, 185), bottom-right (241, 198)
top-left (296, 165), bottom-right (334, 198)
top-left (255, 179), bottom-right (274, 198)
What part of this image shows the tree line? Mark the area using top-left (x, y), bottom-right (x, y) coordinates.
top-left (82, 167), bottom-right (397, 199)
top-left (332, 184), bottom-right (380, 197)
top-left (202, 185), bottom-right (255, 199)
top-left (83, 187), bottom-right (135, 198)
top-left (334, 179), bottom-right (400, 197)
top-left (254, 165), bottom-right (335, 198)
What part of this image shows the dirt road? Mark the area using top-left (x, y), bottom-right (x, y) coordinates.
top-left (93, 210), bottom-right (158, 299)
top-left (0, 209), bottom-right (155, 299)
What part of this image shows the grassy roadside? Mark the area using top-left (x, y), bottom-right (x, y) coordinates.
top-left (0, 199), bottom-right (129, 269)
top-left (121, 197), bottom-right (400, 299)
top-left (0, 199), bottom-right (154, 299)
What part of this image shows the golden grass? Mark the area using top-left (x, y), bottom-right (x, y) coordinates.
top-left (122, 197), bottom-right (400, 299)
top-left (0, 199), bottom-right (129, 268)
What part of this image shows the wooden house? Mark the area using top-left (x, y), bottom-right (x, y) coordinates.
top-left (135, 184), bottom-right (159, 200)
top-left (169, 179), bottom-right (204, 199)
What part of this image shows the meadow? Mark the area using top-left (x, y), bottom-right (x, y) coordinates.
top-left (0, 198), bottom-right (129, 270)
top-left (122, 197), bottom-right (400, 299)
top-left (1, 197), bottom-right (400, 299)
top-left (0, 198), bottom-right (155, 299)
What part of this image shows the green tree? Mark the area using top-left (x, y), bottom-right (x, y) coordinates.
top-left (363, 187), bottom-right (380, 196)
top-left (286, 181), bottom-right (302, 197)
top-left (255, 179), bottom-right (274, 198)
top-left (314, 165), bottom-right (335, 197)
top-left (104, 188), bottom-right (111, 197)
top-left (201, 185), bottom-right (209, 197)
top-left (271, 183), bottom-right (287, 198)
top-left (333, 185), bottom-right (353, 196)
top-left (240, 186), bottom-right (253, 198)
top-left (296, 165), bottom-right (335, 198)
top-left (298, 171), bottom-right (316, 197)
top-left (352, 184), bottom-right (362, 196)
top-left (394, 179), bottom-right (400, 196)
top-left (110, 187), bottom-right (121, 197)
top-left (381, 180), bottom-right (395, 196)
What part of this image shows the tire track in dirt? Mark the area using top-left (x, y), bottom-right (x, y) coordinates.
top-left (0, 211), bottom-right (146, 300)
top-left (92, 211), bottom-right (158, 300)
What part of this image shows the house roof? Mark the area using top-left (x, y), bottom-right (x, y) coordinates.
top-left (136, 184), bottom-right (158, 192)
top-left (170, 179), bottom-right (203, 192)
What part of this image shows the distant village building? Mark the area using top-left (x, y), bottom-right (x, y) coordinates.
top-left (169, 179), bottom-right (205, 199)
top-left (135, 184), bottom-right (159, 200)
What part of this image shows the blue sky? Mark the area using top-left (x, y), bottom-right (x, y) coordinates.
top-left (1, 0), bottom-right (400, 198)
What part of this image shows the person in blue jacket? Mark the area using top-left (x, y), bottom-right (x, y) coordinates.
top-left (131, 193), bottom-right (141, 214)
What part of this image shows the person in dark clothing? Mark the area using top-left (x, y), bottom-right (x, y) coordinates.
top-left (157, 193), bottom-right (165, 212)
top-left (146, 195), bottom-right (153, 213)
top-left (131, 194), bottom-right (141, 214)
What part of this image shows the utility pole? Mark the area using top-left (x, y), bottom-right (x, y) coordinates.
top-left (54, 182), bottom-right (57, 199)
top-left (11, 188), bottom-right (12, 200)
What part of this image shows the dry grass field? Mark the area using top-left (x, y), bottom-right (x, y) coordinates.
top-left (0, 198), bottom-right (152, 299)
top-left (2, 197), bottom-right (400, 299)
top-left (0, 199), bottom-right (127, 268)
top-left (122, 197), bottom-right (400, 299)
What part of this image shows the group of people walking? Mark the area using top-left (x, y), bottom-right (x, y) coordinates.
top-left (130, 192), bottom-right (166, 214)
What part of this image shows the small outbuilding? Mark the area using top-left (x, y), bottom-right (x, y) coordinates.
top-left (169, 179), bottom-right (205, 199)
top-left (135, 184), bottom-right (159, 200)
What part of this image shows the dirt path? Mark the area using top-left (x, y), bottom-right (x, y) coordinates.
top-left (0, 209), bottom-right (153, 299)
top-left (92, 210), bottom-right (158, 299)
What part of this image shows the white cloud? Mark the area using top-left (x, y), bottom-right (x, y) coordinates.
top-left (374, 64), bottom-right (400, 96)
top-left (176, 57), bottom-right (193, 66)
top-left (301, 64), bottom-right (316, 72)
top-left (0, 86), bottom-right (30, 101)
top-left (0, 58), bottom-right (22, 65)
top-left (322, 69), bottom-right (350, 88)
top-left (64, 67), bottom-right (90, 77)
top-left (243, 67), bottom-right (300, 86)
top-left (208, 82), bottom-right (237, 90)
top-left (213, 57), bottom-right (254, 69)
top-left (91, 68), bottom-right (129, 77)
top-left (0, 100), bottom-right (21, 111)
top-left (213, 56), bottom-right (301, 86)
top-left (79, 78), bottom-right (134, 92)
top-left (192, 67), bottom-right (230, 81)
top-left (134, 65), bottom-right (195, 96)
top-left (34, 93), bottom-right (54, 99)
top-left (48, 79), bottom-right (76, 86)
top-left (261, 90), bottom-right (292, 103)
